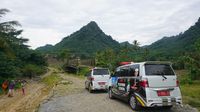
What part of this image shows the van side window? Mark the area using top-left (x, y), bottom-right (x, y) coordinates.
top-left (130, 64), bottom-right (140, 76)
top-left (115, 71), bottom-right (121, 77)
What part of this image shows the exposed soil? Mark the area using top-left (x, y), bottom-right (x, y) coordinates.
top-left (38, 73), bottom-right (198, 112)
top-left (0, 68), bottom-right (54, 112)
top-left (0, 81), bottom-right (50, 112)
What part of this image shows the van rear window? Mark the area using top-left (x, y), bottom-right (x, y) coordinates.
top-left (93, 69), bottom-right (109, 75)
top-left (145, 64), bottom-right (175, 75)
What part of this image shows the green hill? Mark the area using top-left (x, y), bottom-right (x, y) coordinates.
top-left (120, 41), bottom-right (133, 47)
top-left (37, 21), bottom-right (120, 57)
top-left (36, 44), bottom-right (54, 53)
top-left (147, 17), bottom-right (200, 59)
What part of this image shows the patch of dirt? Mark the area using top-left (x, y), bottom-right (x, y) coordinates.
top-left (0, 81), bottom-right (51, 112)
top-left (50, 73), bottom-right (84, 98)
top-left (0, 67), bottom-right (56, 112)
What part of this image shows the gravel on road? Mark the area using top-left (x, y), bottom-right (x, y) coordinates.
top-left (38, 73), bottom-right (198, 112)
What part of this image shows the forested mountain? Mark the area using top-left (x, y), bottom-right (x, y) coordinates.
top-left (36, 44), bottom-right (53, 53)
top-left (147, 17), bottom-right (200, 59)
top-left (37, 21), bottom-right (120, 57)
top-left (120, 41), bottom-right (133, 47)
top-left (37, 17), bottom-right (200, 61)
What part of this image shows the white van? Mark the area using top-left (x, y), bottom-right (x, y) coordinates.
top-left (108, 61), bottom-right (182, 110)
top-left (85, 67), bottom-right (110, 93)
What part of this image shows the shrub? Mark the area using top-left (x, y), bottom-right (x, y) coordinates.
top-left (77, 66), bottom-right (90, 76)
top-left (22, 64), bottom-right (47, 78)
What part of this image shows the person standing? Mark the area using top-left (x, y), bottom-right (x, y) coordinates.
top-left (2, 80), bottom-right (9, 94)
top-left (131, 68), bottom-right (139, 90)
top-left (8, 80), bottom-right (15, 97)
top-left (21, 80), bottom-right (27, 95)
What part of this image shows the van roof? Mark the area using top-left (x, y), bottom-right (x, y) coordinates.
top-left (143, 61), bottom-right (172, 65)
top-left (116, 61), bottom-right (172, 69)
top-left (93, 67), bottom-right (108, 69)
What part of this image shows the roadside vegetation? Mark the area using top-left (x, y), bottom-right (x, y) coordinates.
top-left (0, 8), bottom-right (47, 81)
top-left (41, 73), bottom-right (62, 87)
top-left (176, 70), bottom-right (200, 110)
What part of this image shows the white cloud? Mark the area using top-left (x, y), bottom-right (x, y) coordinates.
top-left (23, 28), bottom-right (65, 48)
top-left (0, 0), bottom-right (200, 49)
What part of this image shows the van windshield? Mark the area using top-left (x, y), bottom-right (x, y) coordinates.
top-left (145, 64), bottom-right (175, 75)
top-left (93, 69), bottom-right (109, 75)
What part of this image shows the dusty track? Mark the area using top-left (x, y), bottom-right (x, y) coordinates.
top-left (39, 73), bottom-right (198, 112)
top-left (0, 68), bottom-right (54, 112)
top-left (0, 81), bottom-right (50, 112)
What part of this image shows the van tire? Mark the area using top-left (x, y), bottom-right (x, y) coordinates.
top-left (108, 88), bottom-right (114, 99)
top-left (164, 105), bottom-right (173, 110)
top-left (88, 83), bottom-right (93, 93)
top-left (129, 95), bottom-right (139, 110)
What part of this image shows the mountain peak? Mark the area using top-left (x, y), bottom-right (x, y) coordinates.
top-left (41, 21), bottom-right (120, 57)
top-left (81, 21), bottom-right (101, 33)
top-left (87, 21), bottom-right (98, 26)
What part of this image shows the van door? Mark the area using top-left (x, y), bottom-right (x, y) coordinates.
top-left (111, 68), bottom-right (128, 96)
top-left (144, 64), bottom-right (176, 88)
top-left (92, 69), bottom-right (110, 86)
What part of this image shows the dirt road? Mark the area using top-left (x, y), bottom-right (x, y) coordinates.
top-left (0, 81), bottom-right (50, 112)
top-left (0, 68), bottom-right (55, 112)
top-left (38, 73), bottom-right (198, 112)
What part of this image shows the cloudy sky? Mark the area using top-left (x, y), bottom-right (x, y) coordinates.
top-left (1, 0), bottom-right (200, 49)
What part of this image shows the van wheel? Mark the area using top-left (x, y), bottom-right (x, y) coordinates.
top-left (129, 95), bottom-right (139, 110)
top-left (108, 88), bottom-right (114, 99)
top-left (164, 105), bottom-right (173, 110)
top-left (88, 84), bottom-right (93, 93)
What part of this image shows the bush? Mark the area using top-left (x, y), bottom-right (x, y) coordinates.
top-left (77, 66), bottom-right (90, 76)
top-left (41, 73), bottom-right (62, 86)
top-left (180, 77), bottom-right (193, 85)
top-left (22, 64), bottom-right (47, 78)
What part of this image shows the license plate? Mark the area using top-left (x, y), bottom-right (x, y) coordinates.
top-left (157, 90), bottom-right (170, 96)
top-left (98, 82), bottom-right (106, 85)
top-left (162, 98), bottom-right (168, 106)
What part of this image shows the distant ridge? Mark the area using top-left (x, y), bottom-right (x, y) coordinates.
top-left (147, 17), bottom-right (200, 57)
top-left (37, 21), bottom-right (120, 57)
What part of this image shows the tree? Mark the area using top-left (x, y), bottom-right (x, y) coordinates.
top-left (132, 40), bottom-right (140, 51)
top-left (181, 38), bottom-right (200, 80)
top-left (95, 48), bottom-right (116, 70)
top-left (0, 9), bottom-right (21, 31)
top-left (0, 8), bottom-right (47, 78)
top-left (57, 49), bottom-right (70, 62)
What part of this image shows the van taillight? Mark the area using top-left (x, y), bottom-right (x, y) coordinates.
top-left (90, 77), bottom-right (94, 81)
top-left (176, 80), bottom-right (179, 87)
top-left (140, 80), bottom-right (149, 88)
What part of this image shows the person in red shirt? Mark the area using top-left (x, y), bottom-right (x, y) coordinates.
top-left (2, 80), bottom-right (9, 94)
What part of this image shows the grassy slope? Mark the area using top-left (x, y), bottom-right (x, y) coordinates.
top-left (176, 70), bottom-right (200, 110)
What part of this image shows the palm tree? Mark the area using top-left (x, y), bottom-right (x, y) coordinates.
top-left (132, 40), bottom-right (140, 51)
top-left (0, 8), bottom-right (22, 57)
top-left (0, 9), bottom-right (21, 33)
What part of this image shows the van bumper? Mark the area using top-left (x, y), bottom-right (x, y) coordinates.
top-left (146, 97), bottom-right (182, 107)
top-left (91, 84), bottom-right (108, 90)
top-left (144, 87), bottom-right (182, 107)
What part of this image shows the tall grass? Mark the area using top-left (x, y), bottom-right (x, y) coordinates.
top-left (41, 73), bottom-right (62, 86)
top-left (176, 70), bottom-right (200, 110)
